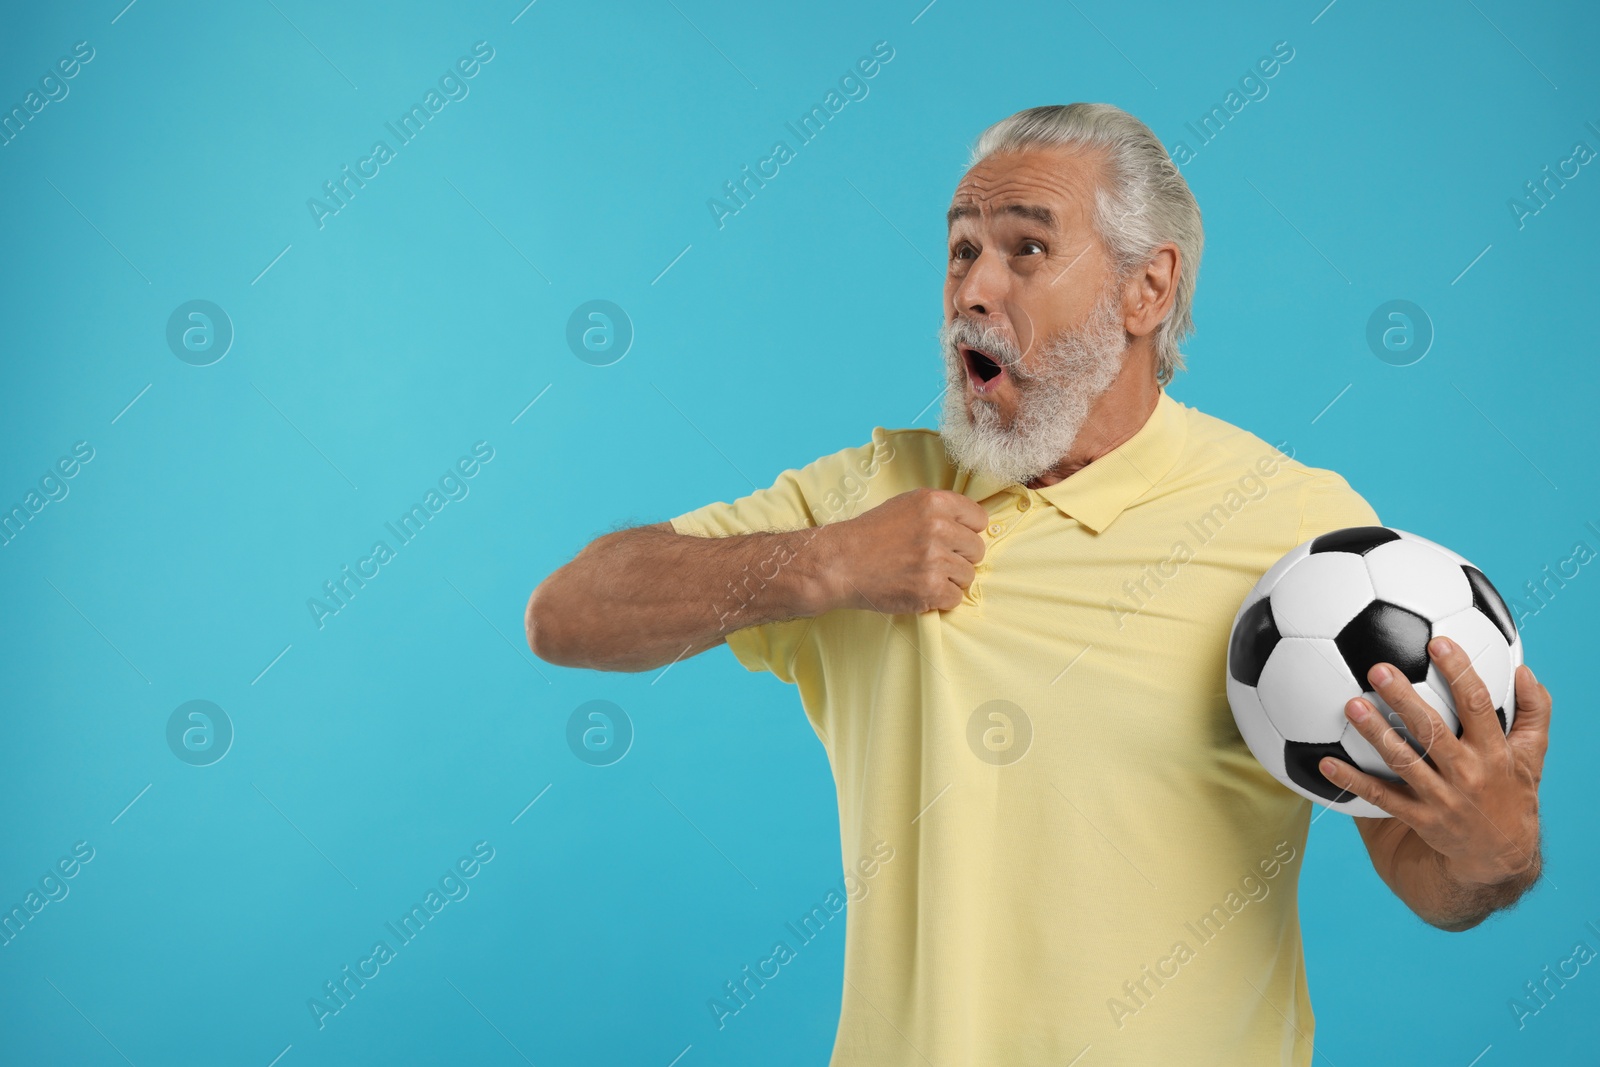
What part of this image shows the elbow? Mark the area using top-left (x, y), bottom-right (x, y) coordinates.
top-left (524, 579), bottom-right (570, 666)
top-left (526, 528), bottom-right (650, 671)
top-left (1425, 913), bottom-right (1485, 934)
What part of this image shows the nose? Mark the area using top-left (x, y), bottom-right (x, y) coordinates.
top-left (950, 248), bottom-right (1006, 324)
top-left (950, 250), bottom-right (1033, 358)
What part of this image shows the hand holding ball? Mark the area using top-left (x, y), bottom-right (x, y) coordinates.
top-left (1226, 527), bottom-right (1523, 818)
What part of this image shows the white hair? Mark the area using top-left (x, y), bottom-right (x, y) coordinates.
top-left (968, 103), bottom-right (1203, 385)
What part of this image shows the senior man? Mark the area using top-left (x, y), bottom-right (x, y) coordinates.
top-left (526, 104), bottom-right (1551, 1065)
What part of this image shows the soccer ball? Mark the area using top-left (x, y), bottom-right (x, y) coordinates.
top-left (1226, 526), bottom-right (1523, 818)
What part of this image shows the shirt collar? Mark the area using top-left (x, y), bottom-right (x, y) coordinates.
top-left (954, 389), bottom-right (1189, 534)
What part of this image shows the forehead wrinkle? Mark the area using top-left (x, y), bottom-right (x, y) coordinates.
top-left (947, 155), bottom-right (1101, 236)
top-left (947, 202), bottom-right (1058, 229)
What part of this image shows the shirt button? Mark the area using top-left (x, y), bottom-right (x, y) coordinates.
top-left (988, 523), bottom-right (1003, 536)
top-left (1017, 498), bottom-right (1031, 511)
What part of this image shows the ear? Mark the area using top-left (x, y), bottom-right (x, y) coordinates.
top-left (1122, 243), bottom-right (1180, 340)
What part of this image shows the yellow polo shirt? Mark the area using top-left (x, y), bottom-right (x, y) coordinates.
top-left (670, 389), bottom-right (1379, 1066)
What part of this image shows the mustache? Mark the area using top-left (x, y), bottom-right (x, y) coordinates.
top-left (940, 284), bottom-right (1125, 383)
top-left (940, 318), bottom-right (1035, 379)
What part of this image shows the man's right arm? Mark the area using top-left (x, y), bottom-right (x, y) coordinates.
top-left (523, 488), bottom-right (989, 673)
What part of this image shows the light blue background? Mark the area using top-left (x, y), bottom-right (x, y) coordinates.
top-left (2, 1), bottom-right (1596, 1064)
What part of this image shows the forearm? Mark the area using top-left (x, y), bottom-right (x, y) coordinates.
top-left (525, 521), bottom-right (837, 672)
top-left (1376, 822), bottom-right (1541, 932)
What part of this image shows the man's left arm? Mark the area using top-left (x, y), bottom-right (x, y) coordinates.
top-left (1292, 469), bottom-right (1554, 931)
top-left (1320, 646), bottom-right (1552, 931)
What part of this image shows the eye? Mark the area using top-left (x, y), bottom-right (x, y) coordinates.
top-left (1019, 239), bottom-right (1045, 255)
top-left (950, 241), bottom-right (976, 261)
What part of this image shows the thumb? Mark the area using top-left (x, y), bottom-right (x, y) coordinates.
top-left (1506, 663), bottom-right (1551, 768)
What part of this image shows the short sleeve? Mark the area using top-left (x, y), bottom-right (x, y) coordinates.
top-left (1295, 469), bottom-right (1381, 545)
top-left (668, 428), bottom-right (900, 682)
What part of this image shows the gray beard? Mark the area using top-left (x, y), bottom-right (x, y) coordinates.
top-left (938, 287), bottom-right (1128, 486)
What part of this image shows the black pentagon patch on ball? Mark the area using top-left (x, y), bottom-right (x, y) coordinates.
top-left (1310, 526), bottom-right (1401, 556)
top-left (1284, 740), bottom-right (1359, 804)
top-left (1463, 565), bottom-right (1518, 645)
top-left (1495, 707), bottom-right (1508, 733)
top-left (1336, 601), bottom-right (1432, 684)
top-left (1229, 598), bottom-right (1280, 686)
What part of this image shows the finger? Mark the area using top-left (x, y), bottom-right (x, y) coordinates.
top-left (1343, 695), bottom-right (1445, 795)
top-left (1316, 754), bottom-right (1427, 823)
top-left (943, 525), bottom-right (987, 565)
top-left (1427, 636), bottom-right (1505, 751)
top-left (1507, 663), bottom-right (1553, 767)
top-left (940, 491), bottom-right (992, 533)
top-left (947, 556), bottom-right (977, 591)
top-left (1365, 660), bottom-right (1465, 772)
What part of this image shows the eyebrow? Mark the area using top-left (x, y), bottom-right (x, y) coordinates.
top-left (946, 202), bottom-right (1059, 230)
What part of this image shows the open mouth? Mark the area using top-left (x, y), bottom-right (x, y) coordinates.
top-left (961, 345), bottom-right (1007, 392)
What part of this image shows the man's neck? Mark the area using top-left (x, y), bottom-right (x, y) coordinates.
top-left (1025, 362), bottom-right (1162, 489)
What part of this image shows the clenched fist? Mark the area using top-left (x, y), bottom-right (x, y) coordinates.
top-left (816, 488), bottom-right (990, 614)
